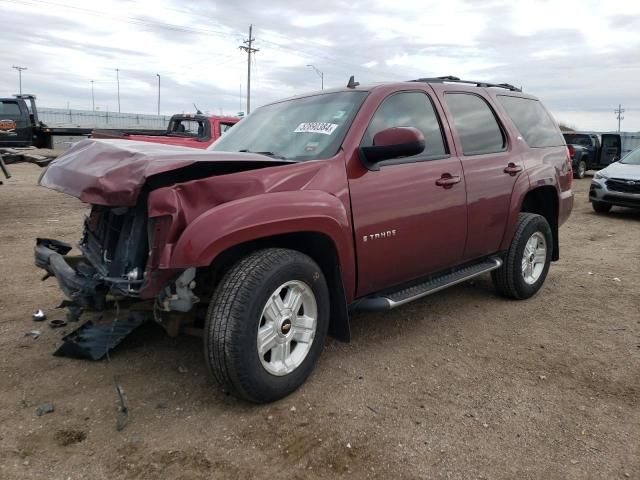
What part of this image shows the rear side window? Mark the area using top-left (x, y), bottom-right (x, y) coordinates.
top-left (362, 91), bottom-right (447, 158)
top-left (0, 101), bottom-right (21, 116)
top-left (445, 93), bottom-right (506, 156)
top-left (170, 119), bottom-right (204, 136)
top-left (563, 133), bottom-right (593, 147)
top-left (497, 96), bottom-right (564, 148)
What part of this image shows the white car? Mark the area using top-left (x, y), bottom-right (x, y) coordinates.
top-left (589, 146), bottom-right (640, 213)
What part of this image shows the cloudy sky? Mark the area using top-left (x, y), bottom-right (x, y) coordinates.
top-left (1, 0), bottom-right (639, 131)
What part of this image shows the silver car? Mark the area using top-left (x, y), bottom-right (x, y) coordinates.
top-left (589, 146), bottom-right (640, 213)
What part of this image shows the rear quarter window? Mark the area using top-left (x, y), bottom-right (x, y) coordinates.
top-left (497, 96), bottom-right (564, 148)
top-left (444, 93), bottom-right (506, 156)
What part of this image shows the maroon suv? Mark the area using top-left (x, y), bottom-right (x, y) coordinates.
top-left (35, 76), bottom-right (573, 403)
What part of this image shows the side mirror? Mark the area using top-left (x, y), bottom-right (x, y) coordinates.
top-left (360, 127), bottom-right (425, 169)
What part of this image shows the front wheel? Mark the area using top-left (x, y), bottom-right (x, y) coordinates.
top-left (204, 248), bottom-right (330, 403)
top-left (492, 213), bottom-right (552, 300)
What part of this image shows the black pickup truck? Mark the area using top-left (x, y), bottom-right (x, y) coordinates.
top-left (563, 132), bottom-right (625, 178)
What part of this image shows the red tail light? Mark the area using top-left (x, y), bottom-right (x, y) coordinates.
top-left (567, 144), bottom-right (575, 158)
top-left (565, 150), bottom-right (573, 188)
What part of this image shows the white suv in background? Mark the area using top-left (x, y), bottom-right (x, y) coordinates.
top-left (590, 146), bottom-right (640, 213)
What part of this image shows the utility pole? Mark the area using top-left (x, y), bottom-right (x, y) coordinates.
top-left (116, 69), bottom-right (121, 113)
top-left (614, 104), bottom-right (625, 132)
top-left (239, 24), bottom-right (259, 114)
top-left (90, 80), bottom-right (95, 111)
top-left (12, 65), bottom-right (27, 95)
top-left (156, 73), bottom-right (161, 115)
top-left (307, 64), bottom-right (324, 90)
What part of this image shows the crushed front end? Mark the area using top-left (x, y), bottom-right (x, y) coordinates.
top-left (34, 198), bottom-right (198, 319)
top-left (33, 138), bottom-right (292, 323)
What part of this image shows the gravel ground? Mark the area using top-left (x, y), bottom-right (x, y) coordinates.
top-left (0, 163), bottom-right (638, 480)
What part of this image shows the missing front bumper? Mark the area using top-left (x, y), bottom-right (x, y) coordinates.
top-left (35, 238), bottom-right (102, 306)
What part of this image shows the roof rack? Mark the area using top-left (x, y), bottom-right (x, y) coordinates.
top-left (409, 76), bottom-right (521, 92)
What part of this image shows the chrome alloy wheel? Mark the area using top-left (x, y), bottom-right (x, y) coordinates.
top-left (521, 231), bottom-right (547, 285)
top-left (257, 280), bottom-right (318, 376)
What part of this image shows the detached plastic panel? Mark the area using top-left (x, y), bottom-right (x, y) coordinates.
top-left (54, 312), bottom-right (147, 360)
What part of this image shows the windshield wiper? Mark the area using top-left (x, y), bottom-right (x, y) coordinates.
top-left (238, 149), bottom-right (287, 160)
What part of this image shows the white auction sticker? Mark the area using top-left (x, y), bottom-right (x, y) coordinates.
top-left (294, 122), bottom-right (339, 135)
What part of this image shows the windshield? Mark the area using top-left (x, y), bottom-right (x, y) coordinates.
top-left (563, 134), bottom-right (592, 147)
top-left (210, 91), bottom-right (368, 161)
top-left (620, 147), bottom-right (640, 165)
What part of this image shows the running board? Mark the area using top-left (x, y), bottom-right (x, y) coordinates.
top-left (351, 257), bottom-right (503, 312)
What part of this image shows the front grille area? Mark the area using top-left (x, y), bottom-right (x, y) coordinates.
top-left (80, 202), bottom-right (149, 289)
top-left (606, 178), bottom-right (640, 194)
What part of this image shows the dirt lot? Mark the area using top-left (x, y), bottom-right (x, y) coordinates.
top-left (0, 164), bottom-right (638, 480)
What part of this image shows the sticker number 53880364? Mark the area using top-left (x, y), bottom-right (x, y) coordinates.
top-left (294, 122), bottom-right (339, 135)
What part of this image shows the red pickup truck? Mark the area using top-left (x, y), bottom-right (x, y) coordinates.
top-left (92, 113), bottom-right (239, 149)
top-left (35, 76), bottom-right (573, 403)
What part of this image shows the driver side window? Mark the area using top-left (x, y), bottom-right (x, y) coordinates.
top-left (362, 91), bottom-right (447, 158)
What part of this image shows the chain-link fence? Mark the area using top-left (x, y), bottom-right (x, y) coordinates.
top-left (38, 107), bottom-right (171, 129)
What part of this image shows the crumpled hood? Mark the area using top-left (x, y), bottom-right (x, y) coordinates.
top-left (39, 139), bottom-right (293, 206)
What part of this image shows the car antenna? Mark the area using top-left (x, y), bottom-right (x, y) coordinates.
top-left (193, 103), bottom-right (203, 115)
top-left (346, 75), bottom-right (360, 89)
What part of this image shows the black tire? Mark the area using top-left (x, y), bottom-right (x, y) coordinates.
top-left (592, 202), bottom-right (612, 213)
top-left (492, 213), bottom-right (552, 300)
top-left (204, 248), bottom-right (330, 403)
top-left (573, 160), bottom-right (587, 179)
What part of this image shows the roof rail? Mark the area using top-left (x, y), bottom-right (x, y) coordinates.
top-left (409, 76), bottom-right (521, 92)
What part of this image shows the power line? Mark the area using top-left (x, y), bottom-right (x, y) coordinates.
top-left (614, 104), bottom-right (625, 132)
top-left (2, 0), bottom-right (407, 85)
top-left (3, 0), bottom-right (404, 83)
top-left (239, 24), bottom-right (259, 114)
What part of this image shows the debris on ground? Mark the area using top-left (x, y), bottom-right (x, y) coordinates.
top-left (36, 403), bottom-right (54, 416)
top-left (25, 330), bottom-right (41, 339)
top-left (613, 277), bottom-right (621, 282)
top-left (177, 366), bottom-right (188, 374)
top-left (48, 319), bottom-right (67, 329)
top-left (53, 312), bottom-right (147, 360)
top-left (32, 309), bottom-right (46, 322)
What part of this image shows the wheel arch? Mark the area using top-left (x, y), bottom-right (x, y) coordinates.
top-left (520, 186), bottom-right (559, 261)
top-left (199, 232), bottom-right (351, 342)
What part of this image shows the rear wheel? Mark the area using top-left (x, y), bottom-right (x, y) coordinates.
top-left (492, 213), bottom-right (552, 300)
top-left (204, 248), bottom-right (330, 403)
top-left (573, 160), bottom-right (587, 179)
top-left (592, 202), bottom-right (612, 213)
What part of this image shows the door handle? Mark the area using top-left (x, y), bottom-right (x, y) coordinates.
top-left (435, 174), bottom-right (462, 189)
top-left (504, 163), bottom-right (523, 176)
